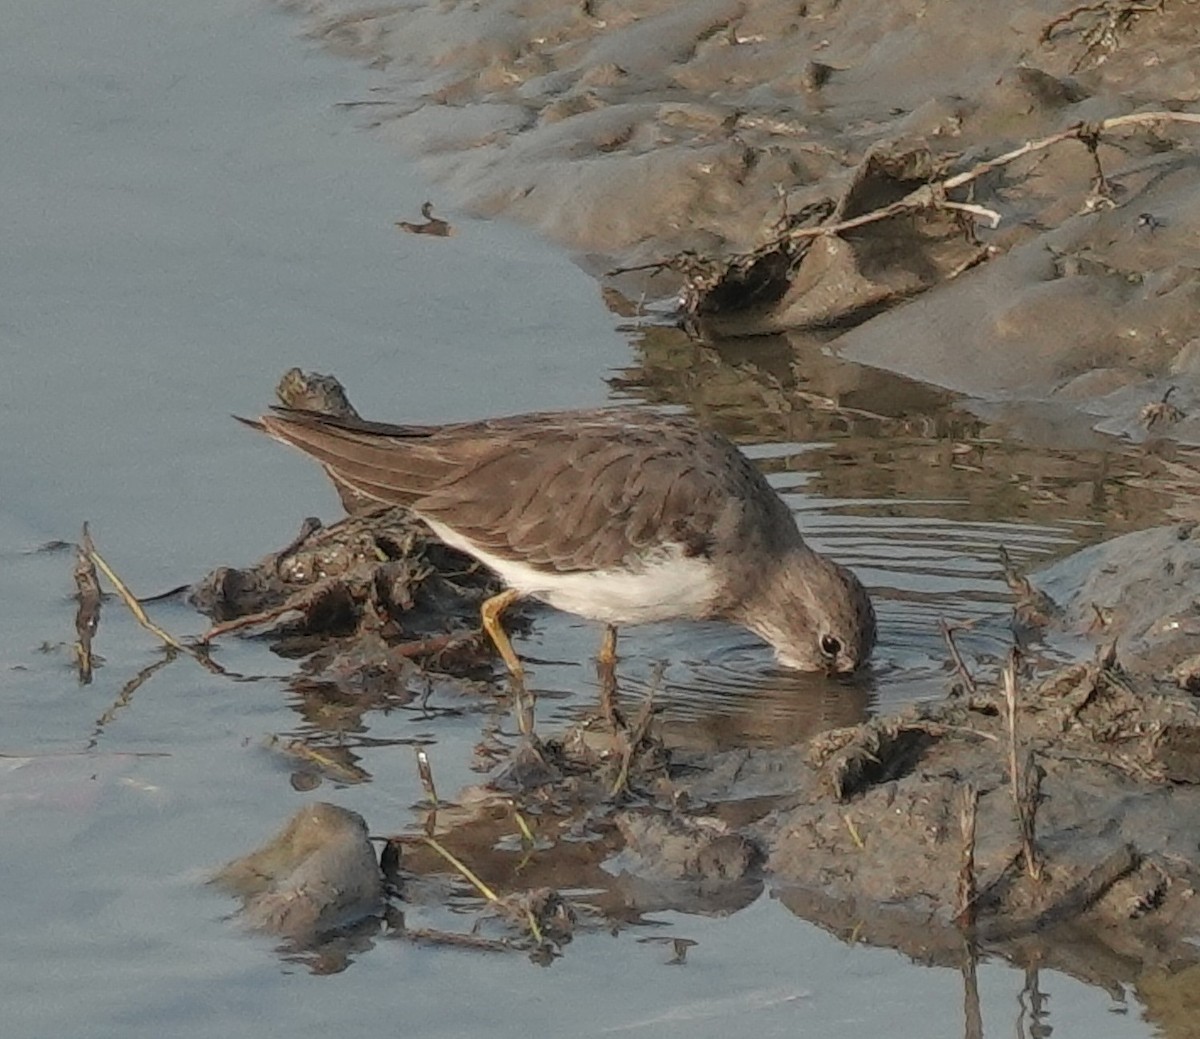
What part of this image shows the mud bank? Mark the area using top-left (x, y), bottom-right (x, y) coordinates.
top-left (214, 574), bottom-right (1200, 990)
top-left (201, 0), bottom-right (1200, 999)
top-left (199, 373), bottom-right (1200, 991)
top-left (280, 0), bottom-right (1200, 442)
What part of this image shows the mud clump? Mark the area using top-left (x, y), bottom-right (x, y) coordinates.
top-left (190, 369), bottom-right (516, 701)
top-left (217, 645), bottom-right (1200, 977)
top-left (211, 802), bottom-right (383, 944)
top-left (1032, 522), bottom-right (1200, 677)
top-left (732, 659), bottom-right (1200, 981)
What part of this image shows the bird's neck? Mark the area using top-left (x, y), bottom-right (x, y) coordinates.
top-left (719, 543), bottom-right (817, 623)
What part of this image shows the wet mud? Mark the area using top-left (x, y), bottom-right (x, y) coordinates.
top-left (751, 659), bottom-right (1200, 975)
top-left (285, 0), bottom-right (1200, 444)
top-left (183, 370), bottom-right (1200, 996)
top-left (184, 0), bottom-right (1200, 1005)
top-left (212, 802), bottom-right (383, 945)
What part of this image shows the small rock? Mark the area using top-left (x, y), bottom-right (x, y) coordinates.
top-left (211, 803), bottom-right (383, 944)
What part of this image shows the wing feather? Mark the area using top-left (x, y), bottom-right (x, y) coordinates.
top-left (251, 406), bottom-right (801, 575)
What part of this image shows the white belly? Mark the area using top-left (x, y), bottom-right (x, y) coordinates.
top-left (423, 518), bottom-right (720, 625)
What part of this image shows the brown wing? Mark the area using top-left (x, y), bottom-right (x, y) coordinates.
top-left (251, 407), bottom-right (799, 573)
top-left (249, 408), bottom-right (475, 506)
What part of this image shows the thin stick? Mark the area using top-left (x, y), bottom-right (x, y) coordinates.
top-left (422, 837), bottom-right (499, 902)
top-left (781, 112), bottom-right (1200, 244)
top-left (83, 530), bottom-right (225, 675)
top-left (421, 837), bottom-right (544, 944)
top-left (941, 619), bottom-right (977, 694)
top-left (939, 200), bottom-right (1001, 227)
top-left (415, 748), bottom-right (438, 804)
top-left (87, 546), bottom-right (188, 653)
top-left (73, 531), bottom-right (102, 683)
top-left (1003, 652), bottom-right (1043, 882)
top-left (954, 783), bottom-right (979, 927)
top-left (199, 602), bottom-right (301, 642)
top-left (202, 591), bottom-right (467, 657)
top-left (1004, 653), bottom-right (1022, 829)
top-left (511, 806), bottom-right (536, 846)
top-left (525, 908), bottom-right (544, 946)
top-left (842, 813), bottom-right (866, 850)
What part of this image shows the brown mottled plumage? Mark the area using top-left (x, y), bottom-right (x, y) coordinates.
top-left (245, 406), bottom-right (877, 674)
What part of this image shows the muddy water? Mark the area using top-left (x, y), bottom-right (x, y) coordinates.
top-left (0, 3), bottom-right (1176, 1038)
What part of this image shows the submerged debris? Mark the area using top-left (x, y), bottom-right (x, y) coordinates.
top-left (999, 544), bottom-right (1063, 637)
top-left (72, 525), bottom-right (102, 684)
top-left (396, 202), bottom-right (454, 237)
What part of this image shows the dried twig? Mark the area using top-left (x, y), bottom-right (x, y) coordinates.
top-left (421, 837), bottom-right (545, 943)
top-left (87, 544), bottom-right (187, 653)
top-left (73, 529), bottom-right (102, 683)
top-left (510, 803), bottom-right (536, 846)
top-left (1003, 652), bottom-right (1043, 882)
top-left (783, 112), bottom-right (1200, 244)
top-left (954, 783), bottom-right (979, 927)
top-left (422, 836), bottom-right (500, 903)
top-left (81, 526), bottom-right (226, 675)
top-left (200, 605), bottom-right (293, 642)
top-left (415, 748), bottom-right (439, 805)
top-left (941, 619), bottom-right (977, 694)
top-left (197, 580), bottom-right (344, 643)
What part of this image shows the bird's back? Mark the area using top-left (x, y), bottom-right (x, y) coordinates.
top-left (256, 407), bottom-right (803, 580)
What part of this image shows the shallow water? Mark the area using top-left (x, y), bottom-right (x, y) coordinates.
top-left (1, 2), bottom-right (1180, 1037)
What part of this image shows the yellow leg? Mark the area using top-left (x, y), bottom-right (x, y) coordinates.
top-left (480, 587), bottom-right (524, 679)
top-left (597, 624), bottom-right (623, 729)
top-left (598, 624), bottom-right (619, 668)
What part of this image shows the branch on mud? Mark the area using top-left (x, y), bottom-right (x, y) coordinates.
top-left (812, 112), bottom-right (1200, 242)
top-left (656, 111), bottom-right (1200, 334)
top-left (954, 783), bottom-right (979, 928)
top-left (1003, 652), bottom-right (1044, 883)
top-left (778, 184), bottom-right (998, 243)
top-left (1041, 1), bottom-right (1167, 72)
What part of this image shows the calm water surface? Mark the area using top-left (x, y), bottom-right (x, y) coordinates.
top-left (1, 2), bottom-right (1175, 1037)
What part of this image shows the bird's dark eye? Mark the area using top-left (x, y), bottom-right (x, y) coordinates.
top-left (820, 634), bottom-right (842, 659)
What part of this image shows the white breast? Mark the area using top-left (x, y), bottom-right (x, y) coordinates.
top-left (422, 518), bottom-right (721, 625)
